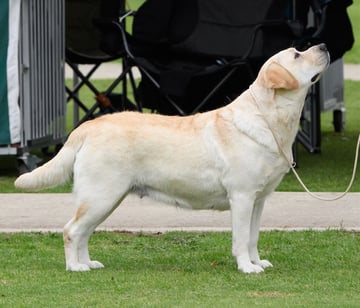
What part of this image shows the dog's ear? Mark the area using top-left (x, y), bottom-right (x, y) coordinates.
top-left (263, 62), bottom-right (299, 90)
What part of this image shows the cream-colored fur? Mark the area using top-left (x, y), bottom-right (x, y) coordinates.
top-left (15, 44), bottom-right (329, 273)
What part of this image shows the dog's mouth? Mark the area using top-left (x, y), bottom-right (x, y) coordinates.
top-left (311, 52), bottom-right (330, 83)
top-left (311, 73), bottom-right (321, 83)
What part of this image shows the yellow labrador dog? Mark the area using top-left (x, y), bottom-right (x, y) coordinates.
top-left (15, 44), bottom-right (329, 273)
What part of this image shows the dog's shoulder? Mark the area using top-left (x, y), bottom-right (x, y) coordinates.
top-left (220, 90), bottom-right (277, 152)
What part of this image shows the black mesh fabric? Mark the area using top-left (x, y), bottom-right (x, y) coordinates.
top-left (130, 0), bottom-right (353, 114)
top-left (173, 0), bottom-right (294, 58)
top-left (133, 0), bottom-right (295, 59)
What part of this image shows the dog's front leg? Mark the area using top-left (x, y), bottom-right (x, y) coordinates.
top-left (230, 193), bottom-right (264, 274)
top-left (249, 197), bottom-right (273, 269)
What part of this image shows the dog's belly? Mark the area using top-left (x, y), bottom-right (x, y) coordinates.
top-left (132, 184), bottom-right (230, 211)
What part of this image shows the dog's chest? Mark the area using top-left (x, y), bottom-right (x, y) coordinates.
top-left (260, 156), bottom-right (290, 194)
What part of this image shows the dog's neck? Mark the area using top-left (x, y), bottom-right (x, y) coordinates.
top-left (248, 83), bottom-right (309, 165)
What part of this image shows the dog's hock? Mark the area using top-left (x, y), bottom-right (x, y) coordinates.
top-left (264, 62), bottom-right (299, 90)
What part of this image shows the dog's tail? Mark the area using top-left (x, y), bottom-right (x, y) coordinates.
top-left (14, 129), bottom-right (84, 190)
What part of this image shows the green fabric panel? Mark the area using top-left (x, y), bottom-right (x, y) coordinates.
top-left (0, 0), bottom-right (10, 144)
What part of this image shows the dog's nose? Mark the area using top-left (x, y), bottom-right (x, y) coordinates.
top-left (318, 43), bottom-right (328, 52)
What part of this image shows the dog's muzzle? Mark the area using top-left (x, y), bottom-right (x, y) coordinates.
top-left (318, 43), bottom-right (331, 66)
top-left (311, 44), bottom-right (330, 83)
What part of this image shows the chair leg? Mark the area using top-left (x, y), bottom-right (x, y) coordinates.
top-left (191, 66), bottom-right (239, 114)
top-left (66, 56), bottom-right (144, 129)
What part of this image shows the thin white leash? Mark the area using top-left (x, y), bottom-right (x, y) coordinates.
top-left (249, 87), bottom-right (360, 201)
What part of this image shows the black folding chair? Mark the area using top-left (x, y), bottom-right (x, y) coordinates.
top-left (109, 0), bottom-right (301, 115)
top-left (65, 0), bottom-right (140, 127)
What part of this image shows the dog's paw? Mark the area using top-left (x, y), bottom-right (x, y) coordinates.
top-left (237, 261), bottom-right (264, 274)
top-left (255, 259), bottom-right (273, 269)
top-left (87, 260), bottom-right (104, 269)
top-left (66, 263), bottom-right (91, 272)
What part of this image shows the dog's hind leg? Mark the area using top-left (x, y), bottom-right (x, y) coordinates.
top-left (77, 225), bottom-right (104, 269)
top-left (249, 197), bottom-right (273, 269)
top-left (64, 186), bottom-right (129, 271)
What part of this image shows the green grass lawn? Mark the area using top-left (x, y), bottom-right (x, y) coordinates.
top-left (345, 1), bottom-right (360, 64)
top-left (1, 231), bottom-right (360, 307)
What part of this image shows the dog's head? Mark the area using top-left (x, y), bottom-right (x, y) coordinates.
top-left (258, 44), bottom-right (330, 90)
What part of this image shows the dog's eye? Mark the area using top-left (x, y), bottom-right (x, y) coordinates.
top-left (294, 52), bottom-right (301, 59)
